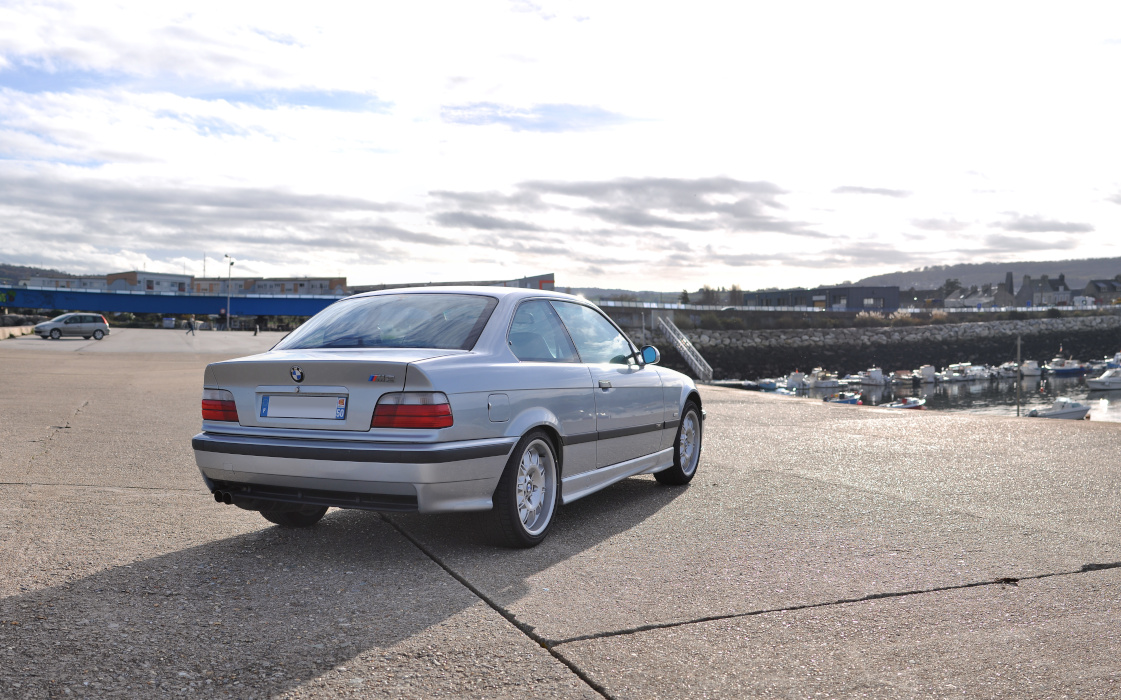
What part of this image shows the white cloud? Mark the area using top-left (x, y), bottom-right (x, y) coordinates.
top-left (1, 0), bottom-right (1120, 291)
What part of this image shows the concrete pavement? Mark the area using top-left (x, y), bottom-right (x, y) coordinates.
top-left (1, 329), bottom-right (1119, 697)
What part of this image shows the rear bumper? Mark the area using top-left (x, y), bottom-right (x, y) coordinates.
top-left (193, 432), bottom-right (516, 513)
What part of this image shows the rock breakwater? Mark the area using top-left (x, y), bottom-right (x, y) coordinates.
top-left (629, 315), bottom-right (1121, 381)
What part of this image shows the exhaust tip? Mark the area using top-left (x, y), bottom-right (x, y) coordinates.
top-left (221, 491), bottom-right (233, 505)
top-left (213, 491), bottom-right (223, 503)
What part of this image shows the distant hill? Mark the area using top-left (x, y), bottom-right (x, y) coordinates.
top-left (0, 263), bottom-right (78, 286)
top-left (857, 257), bottom-right (1121, 292)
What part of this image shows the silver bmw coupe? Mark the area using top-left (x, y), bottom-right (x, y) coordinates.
top-left (192, 287), bottom-right (703, 547)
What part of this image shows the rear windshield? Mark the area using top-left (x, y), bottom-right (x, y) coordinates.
top-left (273, 293), bottom-right (498, 351)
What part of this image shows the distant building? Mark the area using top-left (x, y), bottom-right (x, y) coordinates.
top-left (250, 277), bottom-right (347, 296)
top-left (1014, 274), bottom-right (1072, 307)
top-left (191, 276), bottom-right (348, 296)
top-left (25, 275), bottom-right (108, 291)
top-left (740, 288), bottom-right (813, 307)
top-left (1082, 275), bottom-right (1121, 304)
top-left (946, 282), bottom-right (1016, 309)
top-left (106, 271), bottom-right (193, 294)
top-left (899, 288), bottom-right (940, 307)
top-left (742, 285), bottom-right (900, 311)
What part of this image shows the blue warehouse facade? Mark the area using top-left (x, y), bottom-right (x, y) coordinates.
top-left (0, 286), bottom-right (342, 317)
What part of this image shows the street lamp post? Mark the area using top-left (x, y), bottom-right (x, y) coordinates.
top-left (224, 254), bottom-right (234, 331)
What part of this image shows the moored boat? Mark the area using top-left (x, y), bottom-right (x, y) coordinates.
top-left (823, 391), bottom-right (862, 404)
top-left (939, 363), bottom-right (990, 382)
top-left (856, 367), bottom-right (888, 385)
top-left (914, 365), bottom-right (938, 383)
top-left (1087, 368), bottom-right (1121, 391)
top-left (1026, 397), bottom-right (1090, 420)
top-left (992, 361), bottom-right (1020, 379)
top-left (1019, 359), bottom-right (1042, 377)
top-left (805, 367), bottom-right (841, 389)
top-left (1043, 357), bottom-right (1089, 376)
top-left (890, 369), bottom-right (916, 384)
top-left (885, 397), bottom-right (926, 409)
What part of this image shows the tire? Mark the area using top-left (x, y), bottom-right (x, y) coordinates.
top-left (655, 400), bottom-right (702, 485)
top-left (493, 429), bottom-right (559, 548)
top-left (49, 329), bottom-right (61, 340)
top-left (83, 336), bottom-right (91, 339)
top-left (260, 505), bottom-right (328, 527)
top-left (92, 329), bottom-right (104, 340)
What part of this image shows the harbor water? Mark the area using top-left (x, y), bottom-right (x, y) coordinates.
top-left (799, 376), bottom-right (1121, 423)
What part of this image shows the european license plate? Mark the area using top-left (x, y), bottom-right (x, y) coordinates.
top-left (260, 395), bottom-right (347, 420)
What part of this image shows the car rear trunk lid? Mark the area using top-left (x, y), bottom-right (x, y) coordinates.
top-left (208, 349), bottom-right (461, 431)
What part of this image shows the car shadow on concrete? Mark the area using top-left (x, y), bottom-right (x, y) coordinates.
top-left (0, 475), bottom-right (686, 696)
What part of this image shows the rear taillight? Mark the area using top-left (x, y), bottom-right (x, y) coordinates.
top-left (202, 388), bottom-right (239, 422)
top-left (371, 392), bottom-right (453, 429)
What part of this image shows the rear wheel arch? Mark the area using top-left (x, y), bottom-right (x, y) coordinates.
top-left (501, 421), bottom-right (564, 478)
top-left (531, 423), bottom-right (564, 477)
top-left (502, 407), bottom-right (567, 477)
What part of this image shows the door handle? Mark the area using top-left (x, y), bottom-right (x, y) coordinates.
top-left (598, 380), bottom-right (612, 389)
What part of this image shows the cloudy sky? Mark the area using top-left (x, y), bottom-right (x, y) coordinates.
top-left (2, 1), bottom-right (1120, 292)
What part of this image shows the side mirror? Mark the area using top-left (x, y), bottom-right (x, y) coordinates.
top-left (640, 345), bottom-right (660, 365)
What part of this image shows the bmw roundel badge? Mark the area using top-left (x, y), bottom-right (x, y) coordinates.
top-left (290, 366), bottom-right (304, 383)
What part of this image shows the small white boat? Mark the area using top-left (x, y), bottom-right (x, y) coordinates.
top-left (1019, 359), bottom-right (1042, 377)
top-left (804, 367), bottom-right (841, 389)
top-left (992, 362), bottom-right (1020, 379)
top-left (856, 367), bottom-right (889, 386)
top-left (785, 371), bottom-right (806, 390)
top-left (1087, 368), bottom-right (1121, 391)
top-left (1026, 397), bottom-right (1091, 420)
top-left (914, 365), bottom-right (938, 383)
top-left (890, 369), bottom-right (917, 384)
top-left (939, 363), bottom-right (991, 382)
top-left (885, 397), bottom-right (926, 409)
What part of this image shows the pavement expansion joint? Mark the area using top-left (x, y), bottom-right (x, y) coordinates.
top-left (546, 561), bottom-right (1121, 648)
top-left (380, 515), bottom-right (616, 700)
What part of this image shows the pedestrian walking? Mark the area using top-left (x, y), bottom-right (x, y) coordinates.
top-left (185, 314), bottom-right (196, 335)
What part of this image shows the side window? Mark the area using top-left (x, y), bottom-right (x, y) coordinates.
top-left (550, 302), bottom-right (633, 365)
top-left (508, 300), bottom-right (579, 362)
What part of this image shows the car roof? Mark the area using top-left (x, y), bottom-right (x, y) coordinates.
top-left (346, 286), bottom-right (586, 303)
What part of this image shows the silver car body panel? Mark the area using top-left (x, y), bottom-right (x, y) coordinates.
top-left (193, 286), bottom-right (701, 514)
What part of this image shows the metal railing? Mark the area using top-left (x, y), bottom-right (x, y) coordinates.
top-left (598, 300), bottom-right (1121, 314)
top-left (657, 316), bottom-right (713, 383)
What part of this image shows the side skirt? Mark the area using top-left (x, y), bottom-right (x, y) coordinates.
top-left (560, 447), bottom-right (674, 505)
